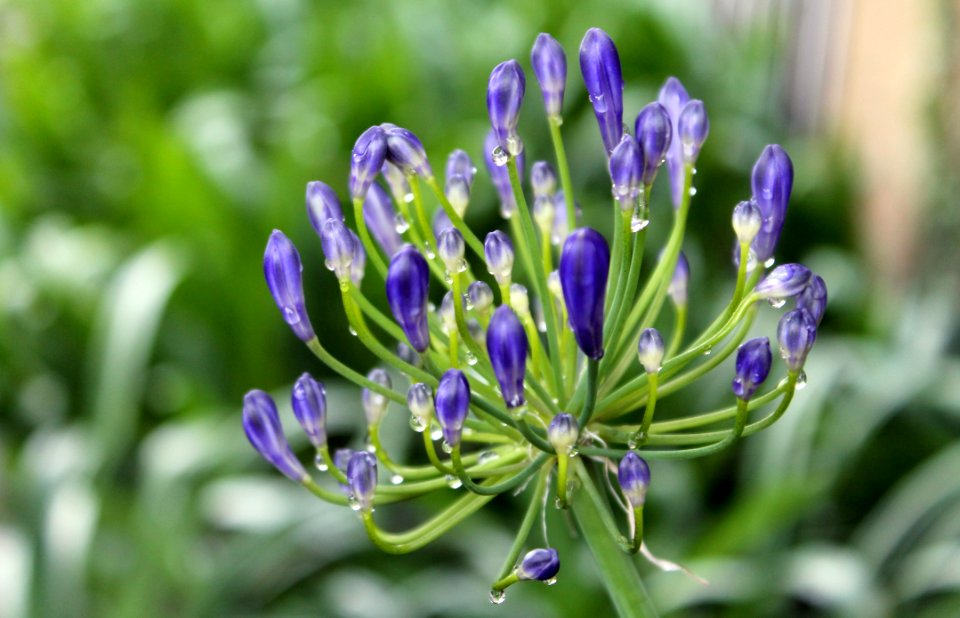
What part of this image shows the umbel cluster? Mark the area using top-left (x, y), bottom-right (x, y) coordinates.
top-left (244, 27), bottom-right (825, 601)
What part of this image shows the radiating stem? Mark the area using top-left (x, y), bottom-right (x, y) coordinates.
top-left (547, 116), bottom-right (576, 231)
top-left (352, 197), bottom-right (388, 277)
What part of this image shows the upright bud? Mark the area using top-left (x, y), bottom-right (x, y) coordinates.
top-left (517, 548), bottom-right (560, 582)
top-left (362, 368), bottom-right (392, 426)
top-left (547, 413), bottom-right (579, 454)
top-left (668, 252), bottom-right (690, 307)
top-left (732, 199), bottom-right (762, 245)
top-left (264, 230), bottom-right (314, 341)
top-left (559, 228), bottom-right (610, 360)
top-left (433, 208), bottom-right (454, 241)
top-left (509, 283), bottom-right (530, 316)
top-left (637, 328), bottom-right (665, 374)
top-left (751, 144), bottom-right (794, 262)
top-left (407, 383), bottom-right (434, 421)
top-left (445, 149), bottom-right (476, 187)
top-left (547, 270), bottom-right (563, 301)
top-left (242, 390), bottom-right (307, 482)
top-left (658, 77), bottom-right (691, 208)
top-left (635, 102), bottom-right (672, 185)
top-left (349, 126), bottom-right (388, 200)
top-left (487, 60), bottom-right (526, 157)
top-left (755, 264), bottom-right (812, 300)
top-left (467, 281), bottom-right (494, 315)
top-left (445, 174), bottom-right (471, 217)
top-left (618, 451), bottom-right (650, 508)
top-left (437, 228), bottom-right (466, 274)
top-left (320, 219), bottom-right (359, 282)
top-left (533, 195), bottom-right (556, 235)
top-left (435, 369), bottom-right (471, 447)
top-left (363, 183), bottom-right (403, 257)
top-left (484, 130), bottom-right (524, 218)
top-left (306, 181), bottom-right (344, 235)
top-left (797, 275), bottom-right (827, 325)
top-left (291, 373), bottom-right (327, 449)
top-left (778, 309), bottom-right (818, 372)
top-left (386, 245), bottom-right (431, 352)
top-left (579, 28), bottom-right (624, 154)
top-left (609, 135), bottom-right (644, 209)
top-left (439, 291), bottom-right (458, 334)
top-left (531, 161), bottom-right (558, 198)
top-left (486, 306), bottom-right (528, 409)
top-left (484, 230), bottom-right (514, 284)
top-left (551, 192), bottom-right (574, 245)
top-left (531, 33), bottom-right (567, 118)
top-left (732, 337), bottom-right (772, 400)
top-left (678, 100), bottom-right (708, 163)
top-left (349, 230), bottom-right (366, 286)
top-left (382, 124), bottom-right (432, 177)
top-left (346, 451), bottom-right (378, 512)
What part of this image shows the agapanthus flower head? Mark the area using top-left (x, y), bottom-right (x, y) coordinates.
top-left (751, 144), bottom-right (794, 262)
top-left (531, 161), bottom-right (558, 198)
top-left (560, 228), bottom-right (610, 360)
top-left (362, 368), bottom-right (392, 426)
top-left (484, 230), bottom-right (514, 284)
top-left (579, 27), bottom-right (623, 154)
top-left (755, 263), bottom-right (812, 300)
top-left (637, 328), bottom-right (665, 374)
top-left (678, 99), bottom-right (709, 163)
top-left (445, 174), bottom-right (471, 217)
top-left (264, 230), bottom-right (314, 341)
top-left (446, 149), bottom-right (476, 187)
top-left (437, 228), bottom-right (466, 274)
top-left (386, 245), bottom-right (431, 352)
top-left (732, 337), bottom-right (772, 400)
top-left (349, 126), bottom-right (388, 200)
top-left (531, 33), bottom-right (567, 118)
top-left (668, 252), bottom-right (690, 307)
top-left (517, 548), bottom-right (560, 582)
top-left (618, 451), bottom-right (650, 508)
top-left (635, 102), bottom-right (672, 185)
top-left (797, 274), bottom-right (827, 325)
top-left (242, 390), bottom-right (307, 482)
top-left (732, 199), bottom-right (762, 246)
top-left (306, 181), bottom-right (344, 233)
top-left (609, 134), bottom-right (643, 209)
top-left (486, 305), bottom-right (528, 409)
top-left (382, 124), bottom-right (433, 178)
top-left (320, 218), bottom-right (359, 282)
top-left (435, 369), bottom-right (471, 446)
top-left (363, 183), bottom-right (403, 257)
top-left (778, 308), bottom-right (818, 372)
top-left (547, 413), bottom-right (579, 453)
top-left (407, 382), bottom-right (434, 421)
top-left (292, 372), bottom-right (327, 449)
top-left (658, 77), bottom-right (692, 207)
top-left (484, 130), bottom-right (524, 218)
top-left (467, 281), bottom-right (494, 315)
top-left (347, 451), bottom-right (378, 512)
top-left (487, 60), bottom-right (526, 157)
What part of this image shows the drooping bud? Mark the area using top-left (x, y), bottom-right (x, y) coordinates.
top-left (732, 199), bottom-right (762, 246)
top-left (796, 274), bottom-right (827, 325)
top-left (484, 130), bottom-right (525, 218)
top-left (509, 283), bottom-right (530, 316)
top-left (487, 60), bottom-right (526, 157)
top-left (658, 77), bottom-right (691, 208)
top-left (320, 218), bottom-right (359, 283)
top-left (732, 337), bottom-right (772, 401)
top-left (634, 102), bottom-right (672, 185)
top-left (617, 451), bottom-right (650, 508)
top-left (362, 368), bottom-right (392, 426)
top-left (407, 383), bottom-right (434, 421)
top-left (346, 451), bottom-right (378, 512)
top-left (435, 369), bottom-right (471, 447)
top-left (531, 33), bottom-right (567, 118)
top-left (579, 28), bottom-right (623, 154)
top-left (382, 160), bottom-right (411, 202)
top-left (242, 390), bottom-right (307, 482)
top-left (751, 144), bottom-right (794, 262)
top-left (362, 183), bottom-right (403, 257)
top-left (516, 548), bottom-right (560, 582)
top-left (667, 252), bottom-right (690, 307)
top-left (637, 328), bottom-right (665, 374)
top-left (755, 264), bottom-right (812, 301)
top-left (559, 228), bottom-right (610, 360)
top-left (437, 228), bottom-right (466, 274)
top-left (445, 174), bottom-right (471, 217)
top-left (349, 126), bottom-right (388, 200)
top-left (778, 308), bottom-right (818, 372)
top-left (386, 245), bottom-right (431, 352)
top-left (263, 230), bottom-right (315, 341)
top-left (349, 230), bottom-right (366, 286)
top-left (678, 100), bottom-right (708, 164)
top-left (531, 161), bottom-right (558, 198)
top-left (467, 281), bottom-right (494, 315)
top-left (382, 124), bottom-right (432, 177)
top-left (486, 305), bottom-right (528, 409)
top-left (609, 135), bottom-right (643, 210)
top-left (445, 149), bottom-right (476, 187)
top-left (547, 413), bottom-right (579, 454)
top-left (291, 373), bottom-right (327, 449)
top-left (306, 181), bottom-right (344, 235)
top-left (484, 230), bottom-right (514, 284)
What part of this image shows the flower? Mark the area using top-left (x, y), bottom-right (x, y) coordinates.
top-left (658, 77), bottom-right (691, 208)
top-left (609, 135), bottom-right (643, 209)
top-left (320, 218), bottom-right (360, 282)
top-left (517, 548), bottom-right (560, 581)
top-left (486, 306), bottom-right (528, 409)
top-left (386, 245), bottom-right (431, 352)
top-left (435, 369), bottom-right (471, 446)
top-left (637, 328), bottom-right (665, 374)
top-left (382, 124), bottom-right (432, 177)
top-left (487, 60), bottom-right (526, 157)
top-left (306, 181), bottom-right (344, 230)
top-left (732, 337), bottom-right (773, 400)
top-left (242, 390), bottom-right (307, 482)
top-left (349, 126), bottom-right (388, 200)
top-left (531, 33), bottom-right (567, 118)
top-left (362, 368), bottom-right (392, 426)
top-left (778, 308), bottom-right (818, 372)
top-left (751, 144), bottom-right (794, 262)
top-left (484, 230), bottom-right (515, 284)
top-left (263, 230), bottom-right (314, 341)
top-left (797, 274), bottom-right (827, 325)
top-left (618, 452), bottom-right (650, 508)
top-left (732, 199), bottom-right (762, 245)
top-left (547, 413), bottom-right (579, 453)
top-left (755, 264), bottom-right (813, 300)
top-left (635, 102), bottom-right (672, 185)
top-left (677, 99), bottom-right (709, 163)
top-left (291, 372), bottom-right (327, 448)
top-left (559, 228), bottom-right (610, 360)
top-left (347, 451), bottom-right (378, 511)
top-left (579, 28), bottom-right (623, 154)
top-left (363, 183), bottom-right (403, 257)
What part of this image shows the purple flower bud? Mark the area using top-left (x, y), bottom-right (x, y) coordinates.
top-left (677, 99), bottom-right (708, 163)
top-left (362, 368), bottom-right (392, 426)
top-left (487, 60), bottom-right (526, 157)
top-left (755, 263), bottom-right (812, 300)
top-left (486, 306), bottom-right (528, 409)
top-left (349, 230), bottom-right (366, 286)
top-left (531, 33), bottom-right (567, 117)
top-left (432, 208), bottom-right (454, 241)
top-left (751, 145), bottom-right (794, 262)
top-left (533, 195), bottom-right (556, 233)
top-left (407, 382), bottom-right (434, 421)
top-left (732, 199), bottom-right (762, 245)
top-left (349, 126), bottom-right (388, 201)
top-left (559, 228), bottom-right (610, 360)
top-left (609, 135), bottom-right (644, 209)
top-left (306, 182), bottom-right (344, 236)
top-left (437, 228), bottom-right (465, 273)
top-left (362, 183), bottom-right (403, 257)
top-left (551, 192), bottom-right (575, 245)
top-left (732, 337), bottom-right (772, 400)
top-left (618, 451), bottom-right (650, 508)
top-left (484, 130), bottom-right (524, 218)
top-left (397, 341), bottom-right (421, 368)
top-left (547, 413), bottom-right (579, 453)
top-left (445, 149), bottom-right (476, 187)
top-left (346, 451), bottom-right (378, 511)
top-left (658, 77), bottom-right (691, 208)
top-left (435, 369), bottom-right (471, 446)
top-left (637, 328), bottom-right (665, 374)
top-left (320, 218), bottom-right (359, 282)
top-left (242, 390), bottom-right (307, 482)
top-left (334, 448), bottom-right (354, 493)
top-left (382, 125), bottom-right (432, 178)
top-left (778, 308), bottom-right (817, 372)
top-left (634, 102), bottom-right (672, 185)
top-left (579, 28), bottom-right (623, 154)
top-left (291, 373), bottom-right (327, 448)
top-left (517, 548), bottom-right (560, 582)
top-left (531, 161), bottom-right (558, 198)
top-left (445, 174), bottom-right (471, 217)
top-left (796, 274), bottom-right (827, 325)
top-left (386, 245), bottom-right (431, 352)
top-left (484, 230), bottom-right (514, 284)
top-left (264, 230), bottom-right (314, 341)
top-left (467, 281), bottom-right (494, 314)
top-left (382, 160), bottom-right (411, 201)
top-left (509, 283), bottom-right (530, 316)
top-left (439, 290), bottom-right (457, 332)
top-left (668, 252), bottom-right (690, 307)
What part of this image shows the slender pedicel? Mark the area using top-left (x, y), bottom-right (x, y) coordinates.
top-left (349, 126), bottom-right (388, 201)
top-left (531, 33), bottom-right (567, 118)
top-left (559, 228), bottom-right (610, 359)
top-left (242, 390), bottom-right (307, 482)
top-left (292, 373), bottom-right (327, 449)
top-left (264, 230), bottom-right (314, 341)
top-left (579, 28), bottom-right (623, 154)
top-left (731, 337), bottom-right (772, 401)
top-left (385, 245), bottom-right (431, 352)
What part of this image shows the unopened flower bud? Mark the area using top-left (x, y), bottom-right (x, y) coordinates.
top-left (732, 199), bottom-right (762, 245)
top-left (579, 28), bottom-right (623, 154)
top-left (407, 382), bottom-right (434, 420)
top-left (484, 230), bottom-right (514, 284)
top-left (437, 228), bottom-right (466, 273)
top-left (755, 264), bottom-right (812, 300)
top-left (517, 548), bottom-right (560, 582)
top-left (306, 181), bottom-right (344, 235)
top-left (560, 228), bottom-right (610, 360)
top-left (547, 270), bottom-right (563, 300)
top-left (796, 274), bottom-right (827, 326)
top-left (320, 219), bottom-right (359, 282)
top-left (778, 308), bottom-right (817, 372)
top-left (381, 160), bottom-right (411, 202)
top-left (445, 149), bottom-right (476, 187)
top-left (658, 77), bottom-right (691, 208)
top-left (509, 283), bottom-right (530, 316)
top-left (382, 125), bottom-right (432, 177)
top-left (346, 451), bottom-right (378, 512)
top-left (618, 451), bottom-right (650, 508)
top-left (547, 413), bottom-right (579, 454)
top-left (637, 328), bottom-right (665, 374)
top-left (678, 99), bottom-right (708, 163)
top-left (291, 373), bottom-right (327, 449)
top-left (362, 183), bottom-right (403, 257)
top-left (445, 174), bottom-right (471, 217)
top-left (334, 448), bottom-right (354, 494)
top-left (732, 337), bottom-right (772, 401)
top-left (386, 245), bottom-right (431, 352)
top-left (242, 390), bottom-right (307, 482)
top-left (350, 231), bottom-right (366, 286)
top-left (486, 306), bottom-right (528, 408)
top-left (609, 135), bottom-right (643, 209)
top-left (484, 130), bottom-right (524, 218)
top-left (533, 195), bottom-right (556, 235)
top-left (264, 230), bottom-right (314, 341)
top-left (667, 252), bottom-right (690, 307)
top-left (751, 144), bottom-right (794, 262)
top-left (531, 33), bottom-right (567, 118)
top-left (362, 368), bottom-right (392, 426)
top-left (531, 161), bottom-right (558, 198)
top-left (635, 102), bottom-right (672, 185)
top-left (487, 60), bottom-right (526, 157)
top-left (396, 341), bottom-right (421, 368)
top-left (435, 369), bottom-right (471, 447)
top-left (467, 281), bottom-right (494, 315)
top-left (349, 126), bottom-right (388, 200)
top-left (439, 291), bottom-right (458, 333)
top-left (433, 208), bottom-right (454, 241)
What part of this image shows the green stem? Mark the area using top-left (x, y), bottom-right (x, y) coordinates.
top-left (306, 338), bottom-right (404, 404)
top-left (496, 461), bottom-right (554, 579)
top-left (578, 359), bottom-right (600, 428)
top-left (547, 116), bottom-right (576, 231)
top-left (451, 448), bottom-right (549, 496)
top-left (352, 197), bottom-right (388, 277)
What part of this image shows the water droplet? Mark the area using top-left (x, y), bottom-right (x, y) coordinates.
top-left (403, 192), bottom-right (415, 203)
top-left (764, 257), bottom-right (776, 268)
top-left (489, 589), bottom-right (506, 605)
top-left (702, 347), bottom-right (713, 356)
top-left (492, 146), bottom-right (509, 167)
top-left (569, 447), bottom-right (579, 458)
top-left (348, 496), bottom-right (362, 511)
top-left (795, 371), bottom-right (808, 390)
top-left (630, 216), bottom-right (650, 232)
top-left (466, 351), bottom-right (478, 366)
top-left (627, 437), bottom-right (640, 450)
top-left (409, 415), bottom-right (427, 432)
top-left (390, 474), bottom-right (404, 485)
top-left (544, 577), bottom-right (558, 586)
top-left (430, 427), bottom-right (443, 441)
top-left (456, 258), bottom-right (468, 273)
top-left (445, 474), bottom-right (462, 489)
top-left (768, 297), bottom-right (786, 309)
top-left (692, 167), bottom-right (698, 175)
top-left (427, 302), bottom-right (436, 312)
top-left (394, 213), bottom-right (410, 233)
top-left (688, 187), bottom-right (697, 196)
top-left (554, 497), bottom-right (565, 509)
top-left (348, 326), bottom-right (358, 336)
top-left (444, 273), bottom-right (453, 285)
top-left (314, 454), bottom-right (328, 471)
top-left (441, 441), bottom-right (453, 454)
top-left (478, 450), bottom-right (499, 464)
top-left (464, 299), bottom-right (475, 311)
top-left (365, 442), bottom-right (377, 453)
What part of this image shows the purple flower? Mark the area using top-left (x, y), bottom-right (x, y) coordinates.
top-left (334, 448), bottom-right (354, 494)
top-left (579, 28), bottom-right (623, 154)
top-left (382, 160), bottom-right (411, 201)
top-left (531, 161), bottom-right (558, 198)
top-left (486, 305), bottom-right (528, 409)
top-left (778, 308), bottom-right (817, 372)
top-left (487, 60), bottom-right (526, 157)
top-left (363, 183), bottom-right (403, 257)
top-left (667, 251), bottom-right (690, 307)
top-left (445, 149), bottom-right (476, 187)
top-left (306, 181), bottom-right (344, 235)
top-left (349, 126), bottom-right (388, 200)
top-left (517, 548), bottom-right (560, 582)
top-left (755, 263), bottom-right (812, 300)
top-left (432, 208), bottom-right (454, 241)
top-left (382, 124), bottom-right (433, 178)
top-left (618, 451), bottom-right (650, 508)
top-left (445, 174), bottom-right (471, 216)
top-left (559, 228), bottom-right (610, 360)
top-left (242, 390), bottom-right (307, 482)
top-left (531, 33), bottom-right (567, 118)
top-left (796, 274), bottom-right (827, 325)
top-left (385, 245), bottom-right (431, 352)
top-left (637, 328), bottom-right (664, 374)
top-left (467, 281), bottom-right (494, 314)
top-left (437, 228), bottom-right (465, 273)
top-left (609, 135), bottom-right (643, 209)
top-left (347, 451), bottom-right (378, 511)
top-left (634, 102), bottom-right (672, 185)
top-left (349, 229), bottom-right (366, 285)
top-left (677, 99), bottom-right (708, 163)
top-left (732, 199), bottom-right (762, 245)
top-left (751, 145), bottom-right (794, 262)
top-left (484, 130), bottom-right (524, 218)
top-left (732, 337), bottom-right (772, 400)
top-left (547, 413), bottom-right (578, 453)
top-left (658, 77), bottom-right (691, 208)
top-left (362, 368), bottom-right (392, 426)
top-left (291, 373), bottom-right (327, 448)
top-left (407, 382), bottom-right (434, 421)
top-left (551, 191), bottom-right (576, 245)
top-left (320, 218), bottom-right (359, 282)
top-left (484, 230), bottom-right (514, 284)
top-left (263, 230), bottom-right (314, 342)
top-left (435, 369), bottom-right (471, 446)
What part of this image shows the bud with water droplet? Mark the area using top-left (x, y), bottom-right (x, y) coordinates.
top-left (439, 291), bottom-right (459, 334)
top-left (732, 199), bottom-right (762, 245)
top-left (609, 134), bottom-right (643, 210)
top-left (437, 228), bottom-right (466, 274)
top-left (484, 130), bottom-right (524, 217)
top-left (407, 382), bottom-right (434, 420)
top-left (349, 126), bottom-right (388, 200)
top-left (292, 372), bottom-right (327, 448)
top-left (637, 328), bottom-right (665, 374)
top-left (618, 451), bottom-right (650, 508)
top-left (635, 102), bottom-right (672, 185)
top-left (797, 274), bottom-right (827, 326)
top-left (484, 230), bottom-right (514, 284)
top-left (579, 28), bottom-right (623, 154)
top-left (306, 181), bottom-right (344, 234)
top-left (678, 99), bottom-right (708, 164)
top-left (732, 337), bottom-right (772, 401)
top-left (347, 451), bottom-right (378, 512)
top-left (433, 208), bottom-right (454, 241)
top-left (751, 144), bottom-right (793, 262)
top-left (445, 149), bottom-right (476, 187)
top-left (778, 308), bottom-right (817, 372)
top-left (754, 263), bottom-right (812, 300)
top-left (467, 281), bottom-right (494, 316)
top-left (658, 77), bottom-right (691, 208)
top-left (560, 228), bottom-right (610, 360)
top-left (263, 230), bottom-right (315, 341)
top-left (242, 390), bottom-right (308, 482)
top-left (487, 60), bottom-right (526, 157)
top-left (386, 245), bottom-right (431, 352)
top-left (382, 124), bottom-right (433, 177)
top-left (486, 306), bottom-right (528, 409)
top-left (362, 368), bottom-right (392, 426)
top-left (363, 183), bottom-right (403, 257)
top-left (547, 413), bottom-right (579, 454)
top-left (319, 218), bottom-right (359, 283)
top-left (531, 33), bottom-right (567, 118)
top-left (435, 369), bottom-right (471, 447)
top-left (517, 548), bottom-right (560, 582)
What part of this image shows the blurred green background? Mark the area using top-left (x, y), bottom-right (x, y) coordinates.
top-left (2, 0), bottom-right (959, 616)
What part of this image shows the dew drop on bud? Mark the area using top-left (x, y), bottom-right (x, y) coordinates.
top-left (630, 216), bottom-right (650, 232)
top-left (544, 577), bottom-right (558, 586)
top-left (314, 454), bottom-right (328, 471)
top-left (795, 371), bottom-right (808, 390)
top-left (390, 474), bottom-right (404, 485)
top-left (348, 496), bottom-right (362, 511)
top-left (768, 297), bottom-right (786, 309)
top-left (489, 590), bottom-right (506, 605)
top-left (466, 351), bottom-right (478, 366)
top-left (445, 474), bottom-right (462, 489)
top-left (441, 441), bottom-right (453, 454)
top-left (394, 213), bottom-right (410, 233)
top-left (409, 415), bottom-right (426, 433)
top-left (491, 146), bottom-right (509, 167)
